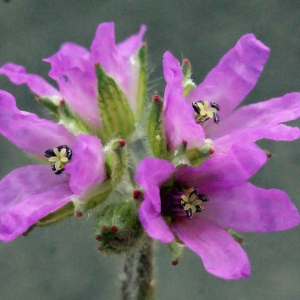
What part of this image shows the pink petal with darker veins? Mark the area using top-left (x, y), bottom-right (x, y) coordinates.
top-left (208, 92), bottom-right (300, 140)
top-left (199, 182), bottom-right (300, 232)
top-left (0, 62), bottom-right (61, 98)
top-left (0, 90), bottom-right (76, 157)
top-left (186, 34), bottom-right (269, 134)
top-left (0, 165), bottom-right (73, 242)
top-left (44, 42), bottom-right (100, 127)
top-left (171, 217), bottom-right (250, 279)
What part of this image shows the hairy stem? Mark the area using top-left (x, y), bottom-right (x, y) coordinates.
top-left (121, 237), bottom-right (154, 300)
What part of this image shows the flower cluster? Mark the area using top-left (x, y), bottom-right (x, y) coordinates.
top-left (0, 23), bottom-right (299, 280)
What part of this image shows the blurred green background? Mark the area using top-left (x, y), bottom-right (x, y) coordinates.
top-left (1, 0), bottom-right (300, 299)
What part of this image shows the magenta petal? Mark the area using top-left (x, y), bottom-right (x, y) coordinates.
top-left (90, 23), bottom-right (121, 82)
top-left (136, 158), bottom-right (176, 243)
top-left (210, 92), bottom-right (300, 139)
top-left (201, 182), bottom-right (300, 232)
top-left (186, 34), bottom-right (269, 126)
top-left (175, 143), bottom-right (267, 187)
top-left (214, 124), bottom-right (300, 153)
top-left (44, 43), bottom-right (100, 127)
top-left (0, 165), bottom-right (73, 242)
top-left (0, 63), bottom-right (61, 98)
top-left (117, 25), bottom-right (147, 59)
top-left (90, 23), bottom-right (146, 109)
top-left (139, 201), bottom-right (174, 243)
top-left (65, 134), bottom-right (106, 195)
top-left (0, 90), bottom-right (76, 156)
top-left (136, 157), bottom-right (176, 212)
top-left (171, 217), bottom-right (250, 279)
top-left (163, 51), bottom-right (205, 149)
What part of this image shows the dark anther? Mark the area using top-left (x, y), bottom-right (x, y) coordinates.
top-left (210, 102), bottom-right (220, 111)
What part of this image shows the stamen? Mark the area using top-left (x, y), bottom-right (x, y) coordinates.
top-left (192, 100), bottom-right (220, 124)
top-left (44, 145), bottom-right (72, 174)
top-left (180, 188), bottom-right (208, 220)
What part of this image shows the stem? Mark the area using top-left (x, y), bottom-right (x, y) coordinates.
top-left (121, 237), bottom-right (154, 300)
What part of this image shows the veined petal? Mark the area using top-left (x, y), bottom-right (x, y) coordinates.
top-left (0, 165), bottom-right (73, 242)
top-left (201, 182), bottom-right (300, 232)
top-left (186, 34), bottom-right (269, 131)
top-left (175, 143), bottom-right (267, 187)
top-left (214, 124), bottom-right (300, 153)
top-left (163, 51), bottom-right (205, 149)
top-left (0, 90), bottom-right (76, 156)
top-left (208, 92), bottom-right (300, 139)
top-left (171, 217), bottom-right (250, 279)
top-left (0, 62), bottom-right (61, 99)
top-left (65, 134), bottom-right (106, 195)
top-left (44, 43), bottom-right (100, 127)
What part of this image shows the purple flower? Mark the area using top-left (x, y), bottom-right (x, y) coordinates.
top-left (163, 34), bottom-right (300, 152)
top-left (136, 143), bottom-right (300, 279)
top-left (0, 22), bottom-right (146, 128)
top-left (0, 90), bottom-right (106, 242)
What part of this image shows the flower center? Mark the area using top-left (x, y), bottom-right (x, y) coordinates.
top-left (192, 100), bottom-right (220, 124)
top-left (160, 187), bottom-right (208, 220)
top-left (44, 145), bottom-right (72, 174)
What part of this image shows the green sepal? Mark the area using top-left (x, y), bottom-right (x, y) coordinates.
top-left (95, 64), bottom-right (135, 144)
top-left (181, 59), bottom-right (196, 97)
top-left (146, 95), bottom-right (167, 159)
top-left (168, 241), bottom-right (184, 265)
top-left (186, 140), bottom-right (214, 166)
top-left (37, 96), bottom-right (60, 116)
top-left (226, 229), bottom-right (244, 244)
top-left (73, 180), bottom-right (112, 214)
top-left (172, 141), bottom-right (190, 167)
top-left (104, 139), bottom-right (129, 186)
top-left (35, 202), bottom-right (74, 227)
top-left (58, 100), bottom-right (93, 135)
top-left (136, 43), bottom-right (147, 119)
top-left (95, 200), bottom-right (143, 254)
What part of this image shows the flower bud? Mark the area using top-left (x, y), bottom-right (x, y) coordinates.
top-left (186, 139), bottom-right (214, 166)
top-left (226, 229), bottom-right (244, 244)
top-left (136, 43), bottom-right (147, 119)
top-left (181, 58), bottom-right (196, 97)
top-left (172, 140), bottom-right (190, 167)
top-left (36, 96), bottom-right (60, 116)
top-left (168, 240), bottom-right (184, 265)
top-left (146, 95), bottom-right (167, 159)
top-left (95, 63), bottom-right (135, 144)
top-left (58, 100), bottom-right (91, 135)
top-left (104, 139), bottom-right (129, 186)
top-left (35, 202), bottom-right (74, 227)
top-left (95, 200), bottom-right (143, 254)
top-left (73, 180), bottom-right (112, 215)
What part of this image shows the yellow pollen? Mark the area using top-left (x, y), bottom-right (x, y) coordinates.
top-left (180, 188), bottom-right (205, 218)
top-left (195, 101), bottom-right (217, 123)
top-left (48, 147), bottom-right (70, 171)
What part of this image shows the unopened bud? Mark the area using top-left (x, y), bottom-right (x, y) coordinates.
top-left (95, 200), bottom-right (143, 254)
top-left (186, 139), bottom-right (214, 167)
top-left (146, 95), bottom-right (167, 159)
top-left (104, 139), bottom-right (129, 186)
top-left (181, 58), bottom-right (196, 97)
top-left (227, 229), bottom-right (244, 244)
top-left (168, 241), bottom-right (183, 265)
